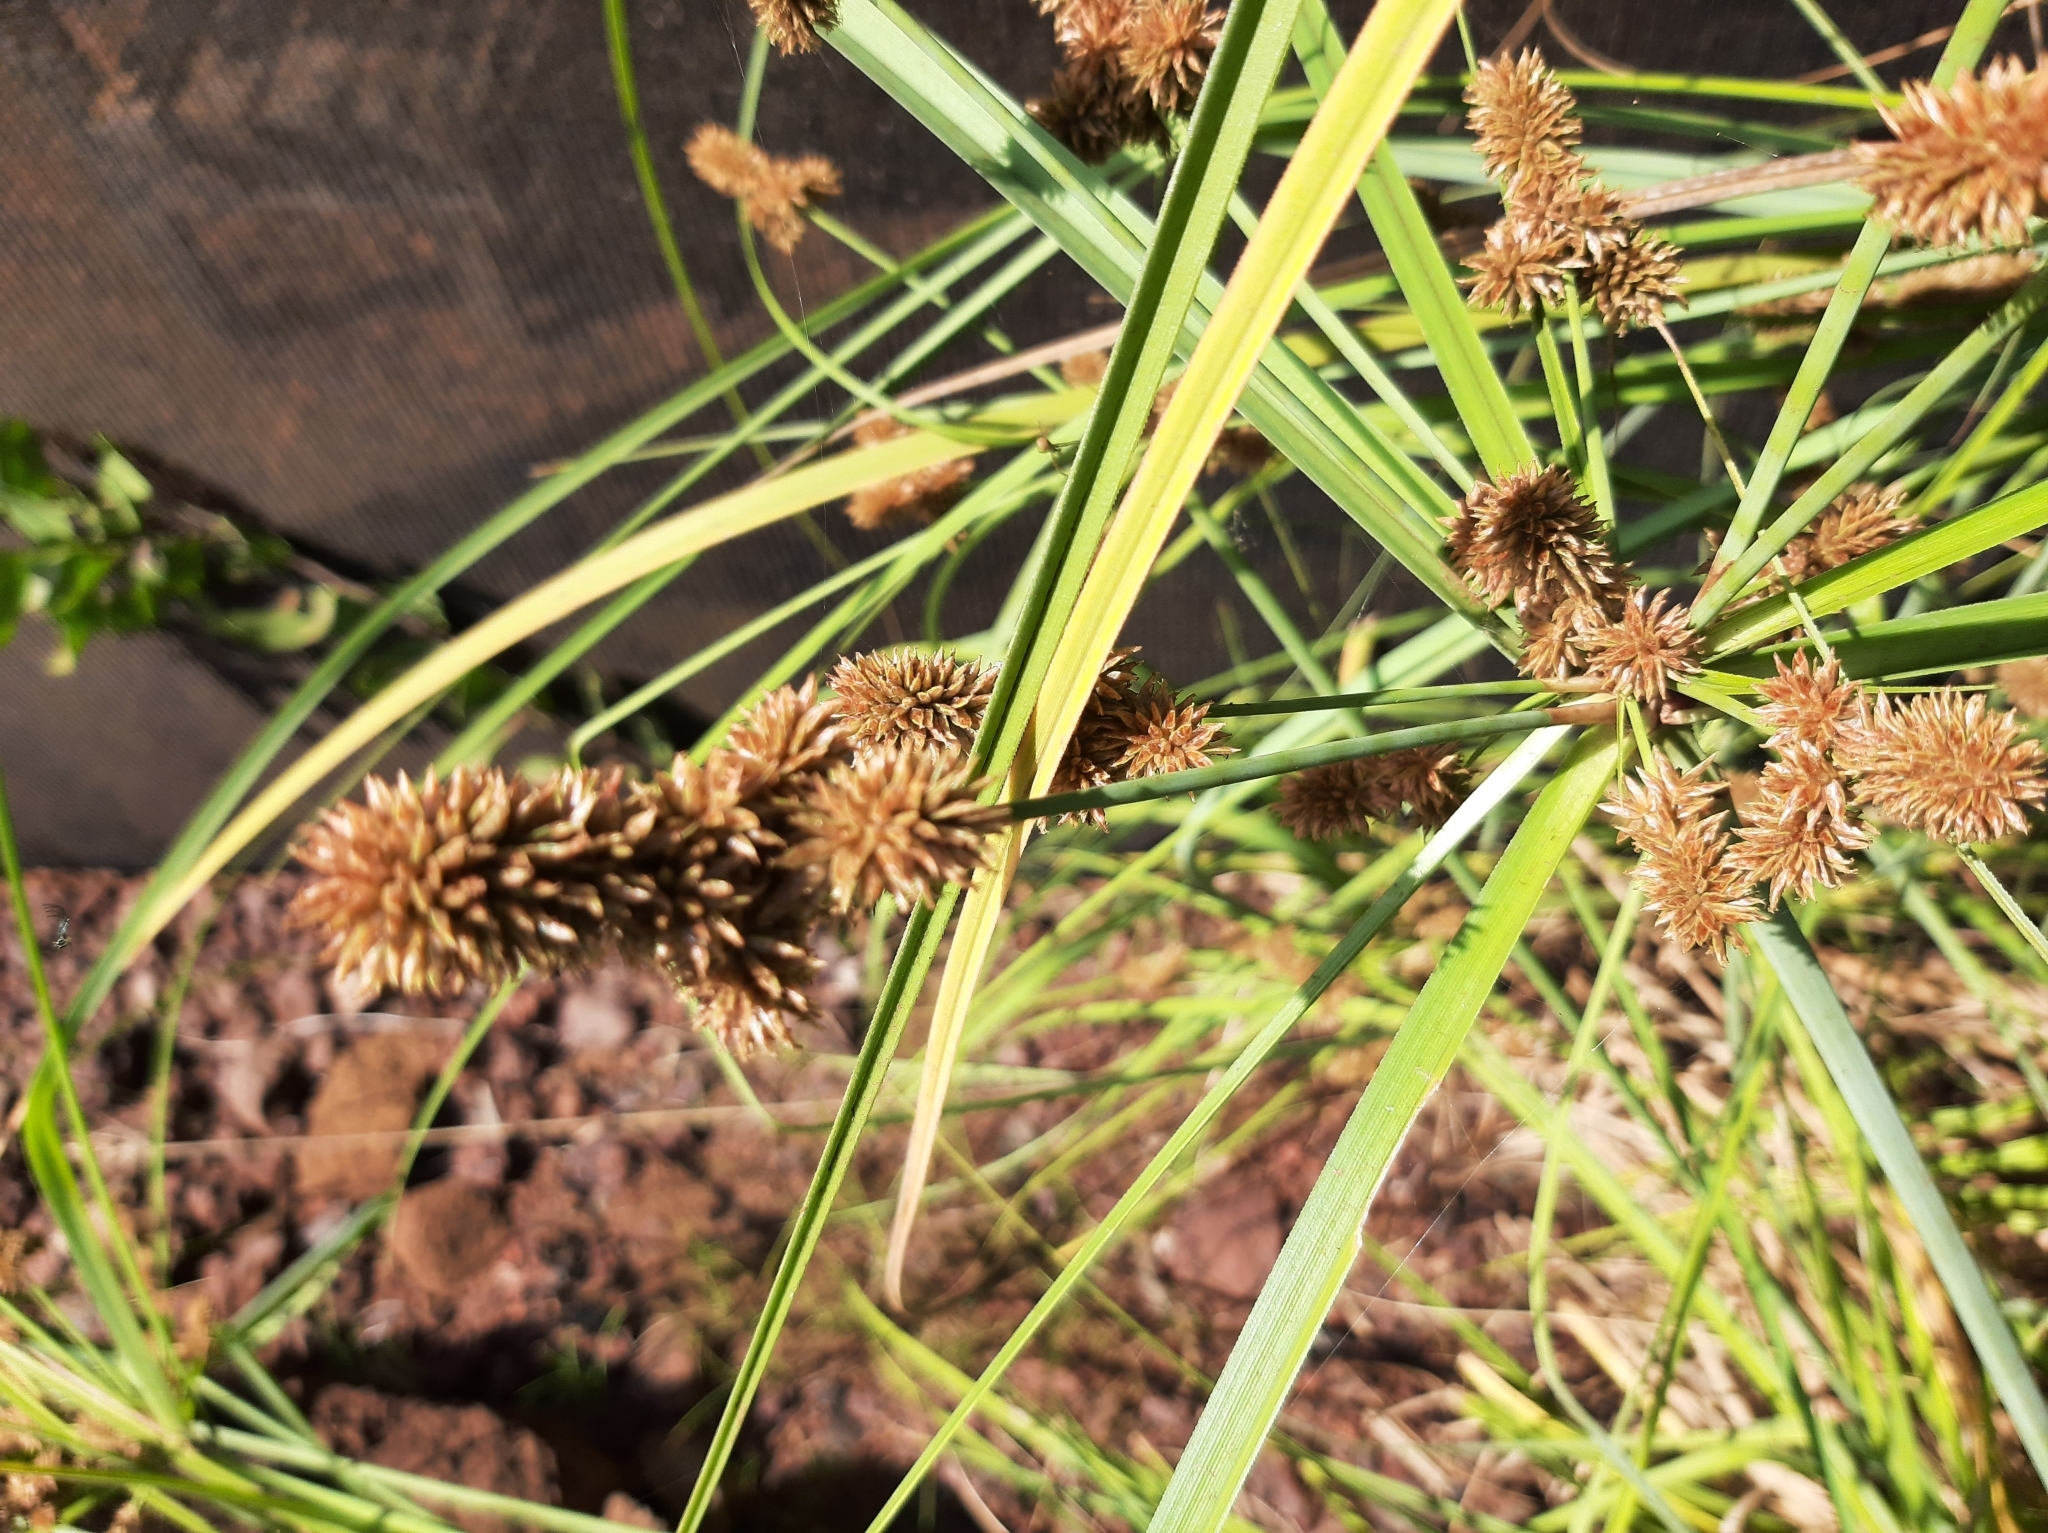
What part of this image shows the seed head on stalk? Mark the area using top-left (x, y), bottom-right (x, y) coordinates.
top-left (1839, 689), bottom-right (2048, 843)
top-left (1861, 57), bottom-right (2048, 247)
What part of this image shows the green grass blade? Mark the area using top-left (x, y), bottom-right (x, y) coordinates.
top-left (1147, 729), bottom-right (1616, 1533)
top-left (857, 726), bottom-right (1571, 1533)
top-left (1704, 477), bottom-right (2048, 654)
top-left (1747, 905), bottom-right (2048, 1491)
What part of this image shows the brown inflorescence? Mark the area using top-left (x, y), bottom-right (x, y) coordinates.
top-left (1602, 755), bottom-right (1759, 959)
top-left (1112, 676), bottom-right (1231, 779)
top-left (829, 647), bottom-right (997, 758)
top-left (1999, 657), bottom-right (2048, 718)
top-left (843, 417), bottom-right (976, 530)
top-left (1755, 652), bottom-right (1863, 753)
top-left (291, 682), bottom-right (1001, 1057)
top-left (1465, 49), bottom-right (1583, 193)
top-left (789, 746), bottom-right (1007, 913)
top-left (1448, 463), bottom-right (1622, 614)
top-left (1028, 0), bottom-right (1218, 160)
top-left (1462, 50), bottom-right (1683, 331)
top-left (1729, 741), bottom-right (1870, 909)
top-left (1572, 588), bottom-right (1700, 704)
top-left (748, 0), bottom-right (840, 54)
top-left (1121, 0), bottom-right (1223, 115)
top-left (1274, 746), bottom-right (1470, 842)
top-left (1860, 56), bottom-right (2048, 248)
top-left (685, 124), bottom-right (841, 254)
top-left (1777, 483), bottom-right (1917, 583)
top-left (1838, 689), bottom-right (2048, 843)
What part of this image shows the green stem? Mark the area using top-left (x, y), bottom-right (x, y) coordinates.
top-left (1009, 708), bottom-right (1563, 819)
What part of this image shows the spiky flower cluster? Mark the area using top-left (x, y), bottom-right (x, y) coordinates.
top-left (1839, 690), bottom-right (2048, 844)
top-left (1447, 463), bottom-right (1623, 617)
top-left (1603, 756), bottom-right (1759, 959)
top-left (1861, 57), bottom-right (2048, 248)
top-left (844, 417), bottom-right (976, 530)
top-left (2000, 658), bottom-right (2048, 718)
top-left (1028, 0), bottom-right (1222, 162)
top-left (292, 683), bottom-right (1003, 1057)
top-left (1462, 51), bottom-right (1682, 332)
top-left (686, 124), bottom-right (840, 253)
top-left (1571, 588), bottom-right (1701, 704)
top-left (829, 648), bottom-right (997, 757)
top-left (1050, 649), bottom-right (1230, 826)
top-left (747, 0), bottom-right (839, 55)
top-left (1776, 483), bottom-right (1918, 584)
top-left (1275, 747), bottom-right (1472, 843)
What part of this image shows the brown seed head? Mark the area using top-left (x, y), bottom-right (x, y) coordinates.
top-left (748, 0), bottom-right (840, 53)
top-left (1048, 647), bottom-right (1150, 828)
top-left (789, 746), bottom-right (1007, 912)
top-left (1207, 425), bottom-right (1275, 478)
top-left (1449, 463), bottom-right (1620, 612)
top-left (1121, 0), bottom-right (1222, 115)
top-left (1755, 652), bottom-right (1862, 753)
top-left (1840, 689), bottom-right (2048, 843)
top-left (1111, 676), bottom-right (1231, 778)
top-left (1861, 57), bottom-right (2048, 247)
top-left (1999, 657), bottom-right (2048, 718)
top-left (829, 647), bottom-right (997, 758)
top-left (1374, 745), bottom-right (1472, 829)
top-left (1061, 349), bottom-right (1112, 387)
top-left (1464, 216), bottom-right (1578, 320)
top-left (1517, 175), bottom-right (1632, 262)
top-left (1275, 760), bottom-right (1377, 842)
top-left (843, 417), bottom-right (975, 530)
top-left (1602, 755), bottom-right (1758, 959)
top-left (725, 676), bottom-right (853, 798)
top-left (1465, 49), bottom-right (1583, 193)
top-left (1574, 588), bottom-right (1700, 703)
top-left (1586, 228), bottom-right (1684, 333)
top-left (1729, 741), bottom-right (1870, 908)
top-left (685, 124), bottom-right (840, 252)
top-left (1517, 594), bottom-right (1605, 680)
top-left (1779, 482), bottom-right (1917, 583)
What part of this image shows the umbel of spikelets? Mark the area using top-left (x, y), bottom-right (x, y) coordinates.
top-left (1602, 756), bottom-right (1758, 959)
top-left (293, 682), bottom-right (1004, 1057)
top-left (747, 0), bottom-right (839, 54)
top-left (685, 125), bottom-right (840, 254)
top-left (843, 418), bottom-right (975, 530)
top-left (1861, 56), bottom-right (2048, 247)
top-left (1777, 483), bottom-right (1917, 584)
top-left (790, 746), bottom-right (1008, 912)
top-left (1729, 742), bottom-right (1870, 909)
top-left (1274, 746), bottom-right (1471, 843)
top-left (1572, 588), bottom-right (1700, 704)
top-left (1839, 689), bottom-right (2048, 843)
top-left (1028, 0), bottom-right (1220, 160)
top-left (829, 647), bottom-right (997, 758)
top-left (1447, 463), bottom-right (1623, 613)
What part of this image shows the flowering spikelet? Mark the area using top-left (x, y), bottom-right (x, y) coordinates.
top-left (843, 417), bottom-right (975, 530)
top-left (1602, 756), bottom-right (1759, 959)
top-left (789, 746), bottom-right (1007, 912)
top-left (685, 124), bottom-right (840, 253)
top-left (1755, 652), bottom-right (1862, 752)
top-left (1121, 0), bottom-right (1222, 114)
top-left (1839, 689), bottom-right (2048, 843)
top-left (1586, 229), bottom-right (1684, 333)
top-left (1998, 657), bottom-right (2048, 718)
top-left (748, 0), bottom-right (839, 54)
top-left (1465, 50), bottom-right (1582, 193)
top-left (1464, 217), bottom-right (1577, 319)
top-left (1519, 599), bottom-right (1590, 680)
top-left (1449, 464), bottom-right (1620, 612)
top-left (1519, 177), bottom-right (1632, 263)
top-left (829, 647), bottom-right (997, 758)
top-left (1778, 483), bottom-right (1917, 583)
top-left (1050, 647), bottom-right (1150, 828)
top-left (1275, 760), bottom-right (1376, 842)
top-left (1111, 676), bottom-right (1231, 778)
top-left (1375, 746), bottom-right (1472, 829)
top-left (1860, 57), bottom-right (2048, 247)
top-left (1574, 589), bottom-right (1700, 703)
top-left (1730, 742), bottom-right (1870, 909)
top-left (292, 685), bottom-right (858, 1058)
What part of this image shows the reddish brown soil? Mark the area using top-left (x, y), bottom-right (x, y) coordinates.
top-left (6, 867), bottom-right (2024, 1531)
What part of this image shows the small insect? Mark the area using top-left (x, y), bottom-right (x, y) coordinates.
top-left (42, 905), bottom-right (70, 951)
